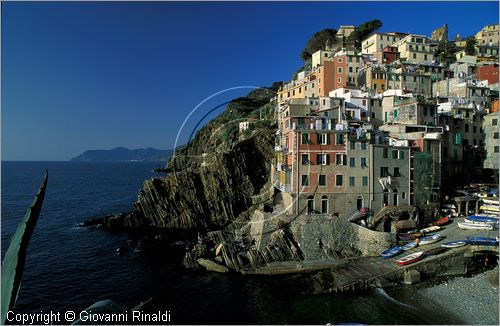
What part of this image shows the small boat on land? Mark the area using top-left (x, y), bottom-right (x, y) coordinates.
top-left (442, 203), bottom-right (456, 209)
top-left (424, 246), bottom-right (448, 256)
top-left (466, 215), bottom-right (499, 225)
top-left (457, 221), bottom-right (495, 230)
top-left (401, 241), bottom-right (418, 251)
top-left (395, 251), bottom-right (425, 266)
top-left (441, 240), bottom-right (467, 248)
top-left (480, 205), bottom-right (499, 213)
top-left (465, 237), bottom-right (499, 246)
top-left (434, 216), bottom-right (450, 226)
top-left (380, 246), bottom-right (403, 259)
top-left (420, 226), bottom-right (441, 234)
top-left (419, 233), bottom-right (442, 246)
top-left (482, 198), bottom-right (499, 205)
top-left (397, 232), bottom-right (423, 241)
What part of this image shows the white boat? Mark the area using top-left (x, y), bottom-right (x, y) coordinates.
top-left (419, 233), bottom-right (442, 246)
top-left (420, 225), bottom-right (441, 234)
top-left (395, 251), bottom-right (425, 266)
top-left (457, 221), bottom-right (495, 230)
top-left (482, 198), bottom-right (499, 205)
top-left (441, 240), bottom-right (467, 248)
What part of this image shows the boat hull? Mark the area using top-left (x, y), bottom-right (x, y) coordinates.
top-left (457, 221), bottom-right (495, 230)
top-left (395, 251), bottom-right (425, 266)
top-left (441, 240), bottom-right (467, 248)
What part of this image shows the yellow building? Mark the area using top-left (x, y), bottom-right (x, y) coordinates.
top-left (394, 34), bottom-right (438, 63)
top-left (475, 24), bottom-right (499, 46)
top-left (361, 32), bottom-right (407, 54)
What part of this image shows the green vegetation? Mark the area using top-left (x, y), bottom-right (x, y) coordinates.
top-left (465, 37), bottom-right (477, 55)
top-left (2, 172), bottom-right (48, 324)
top-left (348, 19), bottom-right (383, 51)
top-left (435, 40), bottom-right (458, 66)
top-left (300, 28), bottom-right (337, 61)
top-left (291, 59), bottom-right (312, 80)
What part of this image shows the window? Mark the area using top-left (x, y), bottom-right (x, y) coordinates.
top-left (336, 133), bottom-right (344, 145)
top-left (473, 126), bottom-right (477, 133)
top-left (361, 157), bottom-right (367, 167)
top-left (349, 157), bottom-right (356, 167)
top-left (349, 176), bottom-right (355, 187)
top-left (361, 142), bottom-right (367, 150)
top-left (349, 67), bottom-right (353, 73)
top-left (337, 77), bottom-right (342, 83)
top-left (319, 175), bottom-right (327, 186)
top-left (402, 192), bottom-right (406, 199)
top-left (399, 151), bottom-right (405, 160)
top-left (317, 153), bottom-right (328, 165)
top-left (336, 175), bottom-right (344, 186)
top-left (392, 150), bottom-right (398, 159)
top-left (383, 148), bottom-right (388, 158)
top-left (454, 132), bottom-right (462, 145)
top-left (413, 53), bottom-right (417, 59)
top-left (394, 167), bottom-right (400, 177)
top-left (338, 67), bottom-right (343, 74)
top-left (362, 176), bottom-right (368, 186)
top-left (350, 141), bottom-right (356, 150)
top-left (321, 195), bottom-right (328, 214)
top-left (301, 154), bottom-right (309, 165)
top-left (465, 124), bottom-right (469, 132)
top-left (424, 54), bottom-right (428, 61)
top-left (301, 175), bottom-right (309, 186)
top-left (495, 146), bottom-right (499, 153)
top-left (493, 119), bottom-right (498, 126)
top-left (302, 133), bottom-right (310, 144)
top-left (380, 167), bottom-right (389, 177)
top-left (319, 133), bottom-right (328, 145)
top-left (494, 132), bottom-right (499, 139)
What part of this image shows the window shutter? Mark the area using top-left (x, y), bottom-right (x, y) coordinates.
top-left (327, 134), bottom-right (331, 145)
top-left (326, 154), bottom-right (330, 165)
top-left (316, 154), bottom-right (320, 165)
top-left (316, 133), bottom-right (320, 145)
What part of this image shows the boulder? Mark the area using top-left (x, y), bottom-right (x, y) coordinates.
top-left (197, 258), bottom-right (229, 273)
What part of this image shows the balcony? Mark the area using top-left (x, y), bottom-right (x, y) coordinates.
top-left (276, 163), bottom-right (291, 171)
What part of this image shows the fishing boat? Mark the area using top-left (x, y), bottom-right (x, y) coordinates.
top-left (465, 237), bottom-right (499, 246)
top-left (457, 221), bottom-right (495, 230)
top-left (420, 225), bottom-right (441, 234)
top-left (441, 240), bottom-right (467, 248)
top-left (434, 216), bottom-right (450, 226)
top-left (401, 241), bottom-right (418, 251)
top-left (424, 247), bottom-right (448, 256)
top-left (482, 198), bottom-right (499, 205)
top-left (395, 251), bottom-right (425, 266)
top-left (419, 233), bottom-right (442, 246)
top-left (465, 215), bottom-right (499, 225)
top-left (397, 232), bottom-right (423, 241)
top-left (480, 205), bottom-right (499, 213)
top-left (380, 246), bottom-right (403, 259)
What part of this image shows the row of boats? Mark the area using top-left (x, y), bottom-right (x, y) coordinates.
top-left (381, 236), bottom-right (499, 266)
top-left (457, 214), bottom-right (499, 231)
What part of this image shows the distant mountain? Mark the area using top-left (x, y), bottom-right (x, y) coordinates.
top-left (71, 147), bottom-right (174, 162)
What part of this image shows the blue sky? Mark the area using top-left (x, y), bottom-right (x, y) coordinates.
top-left (2, 1), bottom-right (499, 161)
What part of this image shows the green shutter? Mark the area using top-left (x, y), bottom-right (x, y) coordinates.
top-left (327, 134), bottom-right (331, 144)
top-left (326, 154), bottom-right (330, 165)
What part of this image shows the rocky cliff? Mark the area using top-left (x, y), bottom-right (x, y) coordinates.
top-left (120, 86), bottom-right (279, 235)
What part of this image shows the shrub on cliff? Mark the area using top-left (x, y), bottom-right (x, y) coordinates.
top-left (300, 29), bottom-right (338, 61)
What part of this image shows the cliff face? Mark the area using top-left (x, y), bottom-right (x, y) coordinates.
top-left (125, 129), bottom-right (275, 231)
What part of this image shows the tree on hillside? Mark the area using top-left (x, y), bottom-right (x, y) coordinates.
top-left (465, 37), bottom-right (476, 55)
top-left (435, 40), bottom-right (458, 66)
top-left (348, 19), bottom-right (383, 51)
top-left (300, 29), bottom-right (337, 61)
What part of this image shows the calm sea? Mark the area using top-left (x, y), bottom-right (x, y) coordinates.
top-left (1, 161), bottom-right (462, 324)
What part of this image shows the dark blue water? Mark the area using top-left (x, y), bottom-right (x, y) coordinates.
top-left (1, 162), bottom-right (462, 324)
